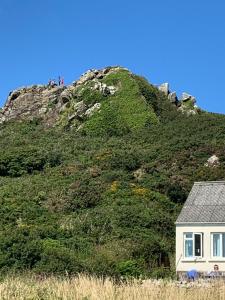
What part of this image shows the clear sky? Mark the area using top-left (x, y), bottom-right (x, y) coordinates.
top-left (0, 0), bottom-right (225, 113)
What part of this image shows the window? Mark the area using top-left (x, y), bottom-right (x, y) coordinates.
top-left (184, 233), bottom-right (203, 258)
top-left (211, 233), bottom-right (225, 258)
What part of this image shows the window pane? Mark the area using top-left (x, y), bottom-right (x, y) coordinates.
top-left (194, 234), bottom-right (201, 256)
top-left (223, 234), bottom-right (225, 257)
top-left (213, 234), bottom-right (221, 257)
top-left (185, 233), bottom-right (192, 239)
top-left (185, 240), bottom-right (193, 257)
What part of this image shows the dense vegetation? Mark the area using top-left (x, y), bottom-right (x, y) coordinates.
top-left (0, 70), bottom-right (225, 278)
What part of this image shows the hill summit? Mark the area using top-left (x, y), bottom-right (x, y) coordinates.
top-left (0, 66), bottom-right (218, 278)
top-left (0, 67), bottom-right (199, 133)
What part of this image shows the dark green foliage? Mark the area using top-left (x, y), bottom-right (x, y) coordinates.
top-left (81, 70), bottom-right (159, 136)
top-left (133, 75), bottom-right (160, 113)
top-left (133, 75), bottom-right (178, 121)
top-left (108, 149), bottom-right (141, 171)
top-left (66, 177), bottom-right (104, 210)
top-left (0, 148), bottom-right (62, 177)
top-left (78, 88), bottom-right (105, 106)
top-left (81, 103), bottom-right (131, 137)
top-left (35, 239), bottom-right (82, 274)
top-left (115, 260), bottom-right (142, 278)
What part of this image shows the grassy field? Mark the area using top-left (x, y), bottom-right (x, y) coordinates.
top-left (0, 275), bottom-right (225, 300)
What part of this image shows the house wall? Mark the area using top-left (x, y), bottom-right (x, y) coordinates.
top-left (176, 224), bottom-right (225, 273)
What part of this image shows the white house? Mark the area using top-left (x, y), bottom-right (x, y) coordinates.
top-left (176, 181), bottom-right (225, 276)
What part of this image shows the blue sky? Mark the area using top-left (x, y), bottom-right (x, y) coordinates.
top-left (0, 0), bottom-right (225, 113)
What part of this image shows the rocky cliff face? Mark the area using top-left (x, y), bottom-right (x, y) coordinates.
top-left (0, 66), bottom-right (199, 128)
top-left (0, 85), bottom-right (65, 126)
top-left (0, 66), bottom-right (121, 127)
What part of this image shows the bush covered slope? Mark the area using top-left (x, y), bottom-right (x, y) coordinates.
top-left (0, 68), bottom-right (225, 277)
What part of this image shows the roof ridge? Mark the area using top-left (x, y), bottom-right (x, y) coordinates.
top-left (194, 181), bottom-right (225, 185)
top-left (184, 204), bottom-right (225, 206)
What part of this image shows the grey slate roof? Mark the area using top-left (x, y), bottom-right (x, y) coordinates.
top-left (176, 181), bottom-right (225, 223)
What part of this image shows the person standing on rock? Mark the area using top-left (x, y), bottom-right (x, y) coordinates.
top-left (51, 79), bottom-right (56, 87)
top-left (58, 76), bottom-right (61, 86)
top-left (61, 77), bottom-right (64, 86)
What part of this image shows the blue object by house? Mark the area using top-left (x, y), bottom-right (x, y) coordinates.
top-left (187, 269), bottom-right (198, 280)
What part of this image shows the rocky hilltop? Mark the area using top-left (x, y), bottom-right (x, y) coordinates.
top-left (0, 67), bottom-right (120, 127)
top-left (0, 66), bottom-right (224, 278)
top-left (0, 66), bottom-right (200, 129)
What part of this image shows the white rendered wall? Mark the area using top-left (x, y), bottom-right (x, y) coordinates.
top-left (176, 224), bottom-right (225, 273)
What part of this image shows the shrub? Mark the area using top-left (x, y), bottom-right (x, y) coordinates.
top-left (35, 239), bottom-right (82, 274)
top-left (115, 260), bottom-right (143, 278)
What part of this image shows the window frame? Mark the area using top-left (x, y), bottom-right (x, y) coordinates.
top-left (183, 232), bottom-right (203, 258)
top-left (211, 233), bottom-right (225, 259)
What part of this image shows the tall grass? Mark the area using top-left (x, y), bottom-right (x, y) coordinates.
top-left (0, 275), bottom-right (224, 300)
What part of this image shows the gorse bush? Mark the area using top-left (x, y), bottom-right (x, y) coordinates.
top-left (0, 146), bottom-right (62, 177)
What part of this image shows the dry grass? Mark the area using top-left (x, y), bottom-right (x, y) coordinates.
top-left (0, 275), bottom-right (224, 300)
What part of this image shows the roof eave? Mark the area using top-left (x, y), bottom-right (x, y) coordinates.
top-left (176, 222), bottom-right (225, 225)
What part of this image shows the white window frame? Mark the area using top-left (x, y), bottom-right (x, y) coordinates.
top-left (183, 232), bottom-right (203, 258)
top-left (211, 233), bottom-right (225, 259)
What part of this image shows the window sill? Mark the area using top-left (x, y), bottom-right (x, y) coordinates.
top-left (181, 258), bottom-right (206, 262)
top-left (208, 259), bottom-right (225, 262)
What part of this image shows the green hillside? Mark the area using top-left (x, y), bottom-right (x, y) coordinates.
top-left (58, 68), bottom-right (174, 134)
top-left (0, 68), bottom-right (224, 278)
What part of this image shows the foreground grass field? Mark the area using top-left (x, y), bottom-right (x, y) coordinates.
top-left (0, 275), bottom-right (225, 300)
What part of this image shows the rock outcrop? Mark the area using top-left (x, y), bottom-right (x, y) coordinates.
top-left (0, 66), bottom-right (200, 128)
top-left (204, 155), bottom-right (219, 167)
top-left (168, 92), bottom-right (178, 104)
top-left (0, 66), bottom-right (121, 127)
top-left (158, 83), bottom-right (169, 96)
top-left (0, 85), bottom-right (66, 126)
top-left (157, 83), bottom-right (199, 115)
